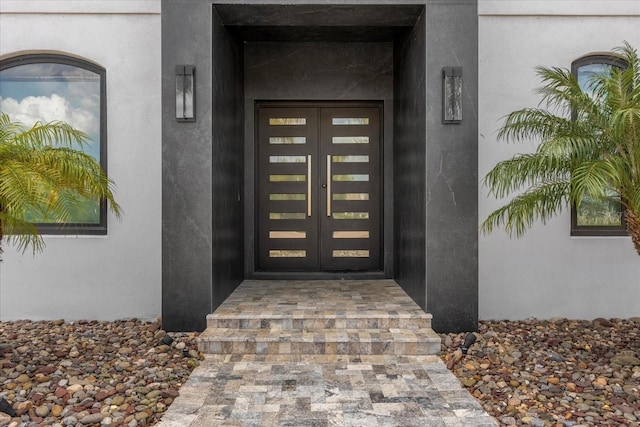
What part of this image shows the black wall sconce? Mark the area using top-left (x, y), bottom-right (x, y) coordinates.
top-left (442, 66), bottom-right (462, 124)
top-left (176, 65), bottom-right (195, 122)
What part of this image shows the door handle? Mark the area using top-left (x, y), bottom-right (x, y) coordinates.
top-left (307, 155), bottom-right (312, 217)
top-left (327, 154), bottom-right (331, 217)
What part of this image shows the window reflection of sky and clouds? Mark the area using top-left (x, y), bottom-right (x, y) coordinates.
top-left (576, 63), bottom-right (609, 94)
top-left (0, 63), bottom-right (100, 160)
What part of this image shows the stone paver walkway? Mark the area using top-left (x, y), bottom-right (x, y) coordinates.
top-left (156, 281), bottom-right (497, 426)
top-left (156, 354), bottom-right (497, 426)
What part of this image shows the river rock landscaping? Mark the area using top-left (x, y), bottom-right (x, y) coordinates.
top-left (442, 318), bottom-right (640, 426)
top-left (0, 319), bottom-right (202, 427)
top-left (1, 317), bottom-right (639, 426)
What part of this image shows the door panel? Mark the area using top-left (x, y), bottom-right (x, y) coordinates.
top-left (257, 107), bottom-right (319, 270)
top-left (320, 107), bottom-right (381, 270)
top-left (257, 103), bottom-right (381, 271)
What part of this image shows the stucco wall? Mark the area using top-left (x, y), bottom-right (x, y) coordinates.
top-left (479, 0), bottom-right (640, 320)
top-left (0, 1), bottom-right (162, 321)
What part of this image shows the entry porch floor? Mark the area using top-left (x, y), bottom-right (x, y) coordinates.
top-left (156, 280), bottom-right (497, 426)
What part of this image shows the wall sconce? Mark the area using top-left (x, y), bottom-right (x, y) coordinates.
top-left (442, 66), bottom-right (462, 124)
top-left (176, 65), bottom-right (195, 122)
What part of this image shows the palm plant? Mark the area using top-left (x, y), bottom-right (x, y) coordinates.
top-left (482, 42), bottom-right (640, 254)
top-left (0, 112), bottom-right (121, 255)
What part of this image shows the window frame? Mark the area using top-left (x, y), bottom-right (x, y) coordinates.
top-left (0, 53), bottom-right (109, 235)
top-left (570, 54), bottom-right (628, 237)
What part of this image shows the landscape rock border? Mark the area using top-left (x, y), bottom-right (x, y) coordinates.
top-left (2, 317), bottom-right (640, 426)
top-left (0, 319), bottom-right (202, 427)
top-left (441, 318), bottom-right (640, 426)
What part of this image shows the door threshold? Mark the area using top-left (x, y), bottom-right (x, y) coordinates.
top-left (250, 271), bottom-right (388, 281)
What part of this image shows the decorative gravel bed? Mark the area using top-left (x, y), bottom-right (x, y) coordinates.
top-left (1, 318), bottom-right (640, 426)
top-left (0, 319), bottom-right (202, 427)
top-left (441, 318), bottom-right (640, 426)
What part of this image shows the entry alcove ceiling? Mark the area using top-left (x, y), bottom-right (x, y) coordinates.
top-left (213, 4), bottom-right (424, 41)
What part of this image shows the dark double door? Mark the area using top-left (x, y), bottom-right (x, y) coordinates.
top-left (257, 102), bottom-right (382, 272)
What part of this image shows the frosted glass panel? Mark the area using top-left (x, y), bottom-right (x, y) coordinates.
top-left (270, 175), bottom-right (306, 182)
top-left (269, 118), bottom-right (306, 125)
top-left (333, 231), bottom-right (369, 239)
top-left (269, 137), bottom-right (306, 144)
top-left (270, 250), bottom-right (306, 258)
top-left (333, 174), bottom-right (369, 182)
top-left (332, 137), bottom-right (369, 144)
top-left (333, 193), bottom-right (369, 201)
top-left (332, 250), bottom-right (369, 258)
top-left (333, 212), bottom-right (369, 220)
top-left (270, 194), bottom-right (306, 201)
top-left (270, 213), bottom-right (306, 220)
top-left (332, 155), bottom-right (369, 163)
top-left (332, 118), bottom-right (369, 125)
top-left (270, 155), bottom-right (306, 163)
top-left (269, 231), bottom-right (307, 239)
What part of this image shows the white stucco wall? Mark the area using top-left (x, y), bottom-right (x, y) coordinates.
top-left (479, 1), bottom-right (640, 320)
top-left (0, 1), bottom-right (162, 321)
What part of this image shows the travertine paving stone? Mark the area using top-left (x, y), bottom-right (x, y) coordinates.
top-left (158, 354), bottom-right (497, 426)
top-left (205, 280), bottom-right (430, 327)
top-left (199, 280), bottom-right (441, 356)
top-left (158, 280), bottom-right (497, 426)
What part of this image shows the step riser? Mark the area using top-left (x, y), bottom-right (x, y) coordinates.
top-left (198, 340), bottom-right (440, 356)
top-left (206, 318), bottom-right (431, 330)
top-left (199, 280), bottom-right (440, 357)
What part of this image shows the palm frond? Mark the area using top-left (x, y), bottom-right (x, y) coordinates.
top-left (497, 108), bottom-right (573, 143)
top-left (0, 112), bottom-right (121, 255)
top-left (0, 211), bottom-right (43, 254)
top-left (484, 153), bottom-right (569, 198)
top-left (7, 119), bottom-right (89, 150)
top-left (483, 42), bottom-right (640, 243)
top-left (481, 180), bottom-right (570, 237)
top-left (570, 160), bottom-right (619, 206)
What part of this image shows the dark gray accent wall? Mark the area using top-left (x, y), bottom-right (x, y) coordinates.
top-left (162, 1), bottom-right (213, 332)
top-left (425, 0), bottom-right (479, 332)
top-left (243, 42), bottom-right (394, 277)
top-left (393, 14), bottom-right (427, 310)
top-left (210, 9), bottom-right (245, 318)
top-left (162, 2), bottom-right (244, 331)
top-left (393, 1), bottom-right (479, 333)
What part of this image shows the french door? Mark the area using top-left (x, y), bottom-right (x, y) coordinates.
top-left (256, 102), bottom-right (382, 271)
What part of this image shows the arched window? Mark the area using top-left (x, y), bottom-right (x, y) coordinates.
top-left (570, 54), bottom-right (627, 237)
top-left (0, 53), bottom-right (108, 235)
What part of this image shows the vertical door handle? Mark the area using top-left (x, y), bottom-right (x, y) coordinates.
top-left (327, 154), bottom-right (332, 217)
top-left (307, 155), bottom-right (312, 217)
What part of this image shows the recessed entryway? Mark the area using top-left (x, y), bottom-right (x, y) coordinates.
top-left (256, 102), bottom-right (382, 272)
top-left (244, 39), bottom-right (394, 278)
top-left (163, 1), bottom-right (478, 333)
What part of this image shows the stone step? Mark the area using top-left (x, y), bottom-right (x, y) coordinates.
top-left (197, 327), bottom-right (441, 356)
top-left (205, 312), bottom-right (432, 331)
